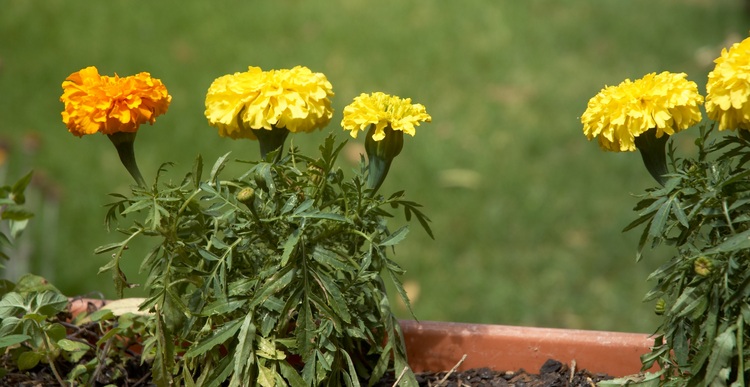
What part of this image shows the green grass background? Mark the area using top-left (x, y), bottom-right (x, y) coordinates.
top-left (1, 0), bottom-right (748, 333)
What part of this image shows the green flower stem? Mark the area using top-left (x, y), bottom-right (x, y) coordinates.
top-left (254, 126), bottom-right (290, 161)
top-left (634, 128), bottom-right (669, 186)
top-left (40, 327), bottom-right (66, 386)
top-left (108, 132), bottom-right (147, 188)
top-left (738, 315), bottom-right (745, 387)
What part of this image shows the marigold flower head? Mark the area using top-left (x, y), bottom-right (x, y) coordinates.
top-left (341, 92), bottom-right (431, 141)
top-left (581, 71), bottom-right (703, 152)
top-left (60, 66), bottom-right (171, 137)
top-left (204, 66), bottom-right (334, 140)
top-left (705, 37), bottom-right (750, 131)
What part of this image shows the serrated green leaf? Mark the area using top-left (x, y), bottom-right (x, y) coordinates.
top-left (203, 354), bottom-right (234, 387)
top-left (192, 154), bottom-right (204, 189)
top-left (669, 286), bottom-right (698, 317)
top-left (121, 199), bottom-right (152, 215)
top-left (184, 318), bottom-right (243, 359)
top-left (291, 199), bottom-right (314, 216)
top-left (281, 227), bottom-right (302, 267)
top-left (379, 225), bottom-right (409, 246)
top-left (199, 298), bottom-right (247, 316)
top-left (279, 360), bottom-right (307, 387)
top-left (387, 268), bottom-right (414, 319)
top-left (671, 199), bottom-right (689, 228)
top-left (233, 313), bottom-right (256, 384)
top-left (294, 212), bottom-right (349, 223)
top-left (210, 151), bottom-right (232, 183)
top-left (340, 350), bottom-right (361, 387)
top-left (705, 328), bottom-right (736, 384)
top-left (648, 197), bottom-right (672, 238)
top-left (706, 228), bottom-right (750, 254)
top-left (249, 267), bottom-right (295, 310)
top-left (199, 181), bottom-right (218, 195)
top-left (280, 194), bottom-right (299, 215)
top-left (198, 248), bottom-right (220, 262)
top-left (314, 272), bottom-right (351, 324)
top-left (311, 246), bottom-right (350, 271)
top-left (638, 196), bottom-right (667, 216)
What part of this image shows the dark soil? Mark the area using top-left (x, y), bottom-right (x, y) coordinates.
top-left (376, 359), bottom-right (613, 387)
top-left (2, 357), bottom-right (611, 386)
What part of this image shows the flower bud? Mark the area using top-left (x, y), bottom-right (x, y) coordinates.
top-left (694, 256), bottom-right (712, 276)
top-left (236, 187), bottom-right (255, 207)
top-left (365, 125), bottom-right (403, 193)
top-left (654, 298), bottom-right (666, 315)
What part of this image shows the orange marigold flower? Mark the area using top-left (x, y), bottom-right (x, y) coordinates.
top-left (60, 66), bottom-right (171, 137)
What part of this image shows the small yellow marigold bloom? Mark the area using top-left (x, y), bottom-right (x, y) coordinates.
top-left (581, 72), bottom-right (703, 152)
top-left (204, 66), bottom-right (334, 140)
top-left (706, 37), bottom-right (750, 131)
top-left (60, 66), bottom-right (171, 137)
top-left (341, 92), bottom-right (431, 141)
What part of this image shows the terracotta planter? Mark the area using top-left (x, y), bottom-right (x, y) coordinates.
top-left (401, 320), bottom-right (655, 377)
top-left (69, 299), bottom-right (655, 378)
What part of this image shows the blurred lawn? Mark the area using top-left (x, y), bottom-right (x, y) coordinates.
top-left (1, 0), bottom-right (748, 333)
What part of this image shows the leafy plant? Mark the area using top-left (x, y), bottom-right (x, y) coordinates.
top-left (0, 274), bottom-right (151, 385)
top-left (580, 35), bottom-right (750, 386)
top-left (628, 125), bottom-right (750, 386)
top-left (98, 135), bottom-right (432, 386)
top-left (0, 171), bottom-right (34, 274)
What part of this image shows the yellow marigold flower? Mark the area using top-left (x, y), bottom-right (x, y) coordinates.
top-left (342, 92), bottom-right (431, 193)
top-left (204, 66), bottom-right (334, 140)
top-left (581, 71), bottom-right (703, 152)
top-left (341, 92), bottom-right (431, 141)
top-left (706, 37), bottom-right (750, 131)
top-left (60, 66), bottom-right (171, 137)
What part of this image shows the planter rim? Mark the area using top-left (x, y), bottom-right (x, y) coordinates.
top-left (400, 320), bottom-right (656, 377)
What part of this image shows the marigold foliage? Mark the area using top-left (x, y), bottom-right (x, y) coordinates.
top-left (60, 66), bottom-right (171, 137)
top-left (705, 37), bottom-right (750, 131)
top-left (581, 71), bottom-right (703, 152)
top-left (341, 92), bottom-right (431, 141)
top-left (204, 66), bottom-right (334, 140)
